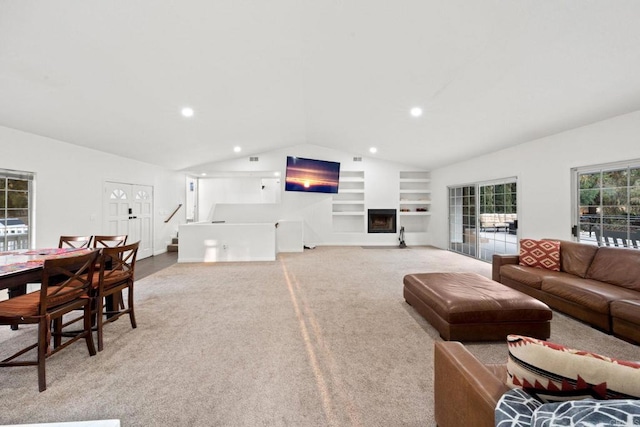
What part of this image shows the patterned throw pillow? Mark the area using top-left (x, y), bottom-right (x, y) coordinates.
top-left (506, 335), bottom-right (640, 403)
top-left (518, 239), bottom-right (560, 271)
top-left (532, 399), bottom-right (640, 426)
top-left (495, 388), bottom-right (543, 427)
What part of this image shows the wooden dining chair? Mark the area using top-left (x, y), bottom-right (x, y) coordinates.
top-left (92, 235), bottom-right (128, 309)
top-left (0, 250), bottom-right (99, 391)
top-left (93, 241), bottom-right (139, 351)
top-left (59, 235), bottom-right (93, 249)
top-left (93, 235), bottom-right (128, 248)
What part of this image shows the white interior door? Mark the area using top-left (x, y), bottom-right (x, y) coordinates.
top-left (132, 185), bottom-right (153, 259)
top-left (103, 182), bottom-right (154, 259)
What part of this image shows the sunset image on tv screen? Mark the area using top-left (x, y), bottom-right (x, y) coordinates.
top-left (285, 156), bottom-right (340, 193)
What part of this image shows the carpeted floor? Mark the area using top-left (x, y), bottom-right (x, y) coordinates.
top-left (0, 246), bottom-right (637, 426)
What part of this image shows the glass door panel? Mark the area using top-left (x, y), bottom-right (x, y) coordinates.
top-left (449, 179), bottom-right (518, 262)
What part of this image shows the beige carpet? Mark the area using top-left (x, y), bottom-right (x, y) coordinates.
top-left (0, 246), bottom-right (638, 426)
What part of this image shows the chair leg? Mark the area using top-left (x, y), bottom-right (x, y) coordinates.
top-left (83, 303), bottom-right (96, 356)
top-left (37, 317), bottom-right (48, 392)
top-left (128, 284), bottom-right (137, 329)
top-left (53, 317), bottom-right (62, 348)
top-left (97, 296), bottom-right (105, 352)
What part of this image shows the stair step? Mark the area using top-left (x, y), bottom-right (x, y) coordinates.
top-left (167, 243), bottom-right (179, 252)
top-left (172, 237), bottom-right (179, 244)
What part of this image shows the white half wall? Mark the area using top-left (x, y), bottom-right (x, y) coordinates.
top-left (0, 125), bottom-right (185, 254)
top-left (429, 110), bottom-right (640, 250)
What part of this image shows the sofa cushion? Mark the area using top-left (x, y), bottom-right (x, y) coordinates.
top-left (500, 265), bottom-right (567, 290)
top-left (540, 276), bottom-right (640, 314)
top-left (500, 265), bottom-right (543, 289)
top-left (611, 299), bottom-right (640, 323)
top-left (586, 247), bottom-right (640, 291)
top-left (555, 240), bottom-right (598, 278)
top-left (506, 335), bottom-right (640, 403)
top-left (519, 239), bottom-right (560, 271)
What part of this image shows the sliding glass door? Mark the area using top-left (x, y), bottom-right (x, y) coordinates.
top-left (448, 186), bottom-right (477, 257)
top-left (449, 178), bottom-right (518, 262)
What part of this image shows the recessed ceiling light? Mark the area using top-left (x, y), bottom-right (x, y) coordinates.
top-left (234, 146), bottom-right (242, 153)
top-left (181, 107), bottom-right (194, 117)
top-left (274, 172), bottom-right (280, 176)
top-left (201, 172), bottom-right (207, 176)
top-left (410, 107), bottom-right (423, 117)
top-left (369, 147), bottom-right (377, 154)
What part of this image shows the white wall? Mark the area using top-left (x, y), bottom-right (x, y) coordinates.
top-left (0, 125), bottom-right (185, 254)
top-left (429, 110), bottom-right (640, 250)
top-left (192, 144), bottom-right (427, 246)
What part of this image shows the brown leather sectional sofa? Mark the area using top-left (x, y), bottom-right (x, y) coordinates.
top-left (492, 240), bottom-right (640, 344)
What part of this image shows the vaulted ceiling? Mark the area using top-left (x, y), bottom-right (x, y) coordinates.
top-left (2, 1), bottom-right (640, 172)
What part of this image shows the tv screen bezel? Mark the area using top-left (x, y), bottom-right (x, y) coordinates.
top-left (284, 156), bottom-right (340, 194)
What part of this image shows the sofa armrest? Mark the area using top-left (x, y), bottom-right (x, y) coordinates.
top-left (492, 254), bottom-right (519, 282)
top-left (434, 341), bottom-right (510, 427)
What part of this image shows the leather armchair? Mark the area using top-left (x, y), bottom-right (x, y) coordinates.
top-left (434, 341), bottom-right (510, 427)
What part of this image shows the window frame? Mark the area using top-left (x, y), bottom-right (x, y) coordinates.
top-left (571, 159), bottom-right (640, 249)
top-left (0, 168), bottom-right (35, 251)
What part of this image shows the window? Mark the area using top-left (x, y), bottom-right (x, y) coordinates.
top-left (0, 169), bottom-right (35, 251)
top-left (449, 178), bottom-right (518, 262)
top-left (573, 160), bottom-right (640, 249)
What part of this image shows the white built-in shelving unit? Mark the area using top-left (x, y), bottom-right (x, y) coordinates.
top-left (332, 171), bottom-right (365, 232)
top-left (399, 171), bottom-right (431, 233)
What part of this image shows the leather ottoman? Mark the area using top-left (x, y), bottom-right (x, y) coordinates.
top-left (610, 299), bottom-right (640, 344)
top-left (403, 272), bottom-right (552, 341)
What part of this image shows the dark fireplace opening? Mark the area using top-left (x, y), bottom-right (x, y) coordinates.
top-left (368, 209), bottom-right (397, 233)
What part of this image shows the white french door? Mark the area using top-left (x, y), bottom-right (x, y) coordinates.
top-left (103, 182), bottom-right (153, 259)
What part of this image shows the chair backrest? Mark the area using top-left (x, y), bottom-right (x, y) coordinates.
top-left (40, 250), bottom-right (100, 314)
top-left (97, 241), bottom-right (140, 289)
top-left (93, 235), bottom-right (128, 248)
top-left (58, 235), bottom-right (93, 249)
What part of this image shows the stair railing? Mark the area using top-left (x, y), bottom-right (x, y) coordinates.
top-left (164, 204), bottom-right (183, 223)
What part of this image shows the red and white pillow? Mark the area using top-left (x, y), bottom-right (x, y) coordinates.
top-left (519, 239), bottom-right (561, 271)
top-left (506, 335), bottom-right (640, 403)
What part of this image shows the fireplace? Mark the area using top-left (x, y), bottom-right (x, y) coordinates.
top-left (368, 209), bottom-right (397, 233)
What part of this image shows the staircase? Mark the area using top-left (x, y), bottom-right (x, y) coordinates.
top-left (167, 236), bottom-right (179, 252)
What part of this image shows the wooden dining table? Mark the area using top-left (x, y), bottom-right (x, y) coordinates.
top-left (0, 248), bottom-right (97, 331)
top-left (0, 247), bottom-right (95, 297)
top-left (1, 247), bottom-right (126, 332)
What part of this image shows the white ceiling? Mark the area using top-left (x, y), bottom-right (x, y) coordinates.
top-left (2, 1), bottom-right (640, 172)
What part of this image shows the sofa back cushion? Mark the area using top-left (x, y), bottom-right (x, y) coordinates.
top-left (586, 246), bottom-right (640, 291)
top-left (555, 240), bottom-right (598, 278)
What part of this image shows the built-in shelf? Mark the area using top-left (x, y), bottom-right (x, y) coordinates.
top-left (399, 171), bottom-right (431, 233)
top-left (333, 171), bottom-right (365, 232)
top-left (400, 211), bottom-right (432, 216)
top-left (332, 211), bottom-right (364, 216)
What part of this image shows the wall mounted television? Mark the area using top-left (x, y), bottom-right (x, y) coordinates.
top-left (284, 156), bottom-right (340, 194)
